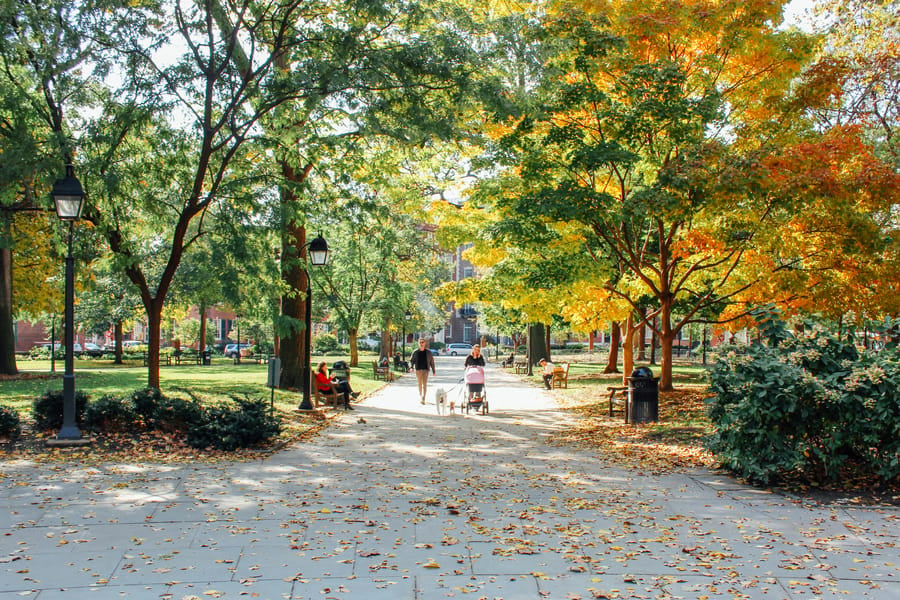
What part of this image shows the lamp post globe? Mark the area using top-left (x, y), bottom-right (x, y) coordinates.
top-left (51, 164), bottom-right (85, 442)
top-left (308, 234), bottom-right (329, 266)
top-left (52, 164), bottom-right (85, 220)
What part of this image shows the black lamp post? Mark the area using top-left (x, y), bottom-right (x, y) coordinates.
top-left (403, 309), bottom-right (411, 362)
top-left (299, 234), bottom-right (330, 410)
top-left (51, 164), bottom-right (85, 440)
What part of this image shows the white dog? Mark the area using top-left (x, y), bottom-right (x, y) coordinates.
top-left (434, 387), bottom-right (450, 415)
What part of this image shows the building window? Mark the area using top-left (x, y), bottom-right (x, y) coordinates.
top-left (463, 322), bottom-right (474, 343)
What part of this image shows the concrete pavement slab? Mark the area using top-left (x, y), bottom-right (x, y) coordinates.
top-left (3, 356), bottom-right (899, 598)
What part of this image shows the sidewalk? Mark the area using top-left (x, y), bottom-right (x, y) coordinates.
top-left (1, 358), bottom-right (898, 599)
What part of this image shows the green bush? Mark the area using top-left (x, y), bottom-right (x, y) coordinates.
top-left (131, 388), bottom-right (164, 423)
top-left (707, 325), bottom-right (900, 485)
top-left (127, 388), bottom-right (202, 432)
top-left (28, 346), bottom-right (64, 360)
top-left (314, 333), bottom-right (341, 354)
top-left (187, 397), bottom-right (281, 451)
top-left (32, 389), bottom-right (89, 431)
top-left (83, 394), bottom-right (138, 432)
top-left (0, 405), bottom-right (22, 439)
top-left (154, 396), bottom-right (203, 433)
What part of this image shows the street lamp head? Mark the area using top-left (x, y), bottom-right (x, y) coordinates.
top-left (405, 309), bottom-right (412, 321)
top-left (52, 164), bottom-right (85, 221)
top-left (308, 234), bottom-right (329, 266)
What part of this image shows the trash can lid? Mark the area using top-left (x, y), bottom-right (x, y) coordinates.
top-left (630, 366), bottom-right (654, 378)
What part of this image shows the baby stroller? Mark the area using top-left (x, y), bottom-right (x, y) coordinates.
top-left (461, 365), bottom-right (488, 415)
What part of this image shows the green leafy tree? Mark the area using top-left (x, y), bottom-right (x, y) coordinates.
top-left (0, 0), bottom-right (130, 373)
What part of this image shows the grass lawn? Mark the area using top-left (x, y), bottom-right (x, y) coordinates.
top-left (1, 355), bottom-right (388, 411)
top-left (1, 355), bottom-right (394, 462)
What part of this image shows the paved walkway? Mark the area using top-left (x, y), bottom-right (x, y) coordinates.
top-left (1, 358), bottom-right (898, 599)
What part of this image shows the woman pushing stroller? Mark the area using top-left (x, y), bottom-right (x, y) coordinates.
top-left (463, 344), bottom-right (488, 414)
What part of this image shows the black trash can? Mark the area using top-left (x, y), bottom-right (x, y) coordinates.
top-left (332, 360), bottom-right (349, 382)
top-left (627, 366), bottom-right (659, 424)
top-left (202, 350), bottom-right (211, 366)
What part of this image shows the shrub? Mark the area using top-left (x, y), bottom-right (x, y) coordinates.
top-left (187, 397), bottom-right (281, 451)
top-left (153, 396), bottom-right (203, 433)
top-left (32, 389), bottom-right (89, 431)
top-left (83, 394), bottom-right (138, 432)
top-left (131, 388), bottom-right (164, 423)
top-left (313, 333), bottom-right (341, 355)
top-left (0, 405), bottom-right (22, 439)
top-left (706, 324), bottom-right (900, 485)
top-left (28, 346), bottom-right (64, 361)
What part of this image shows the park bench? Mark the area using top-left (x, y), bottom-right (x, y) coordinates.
top-left (607, 386), bottom-right (628, 417)
top-left (551, 363), bottom-right (570, 389)
top-left (514, 361), bottom-right (528, 374)
top-left (174, 350), bottom-right (201, 366)
top-left (233, 353), bottom-right (267, 365)
top-left (314, 381), bottom-right (341, 409)
top-left (372, 360), bottom-right (393, 381)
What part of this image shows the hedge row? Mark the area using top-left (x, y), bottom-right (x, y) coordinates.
top-left (1, 388), bottom-right (280, 451)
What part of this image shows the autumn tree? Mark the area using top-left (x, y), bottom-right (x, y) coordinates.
top-left (803, 0), bottom-right (899, 166)
top-left (460, 1), bottom-right (834, 390)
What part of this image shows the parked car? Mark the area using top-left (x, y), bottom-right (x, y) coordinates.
top-left (442, 343), bottom-right (474, 356)
top-left (357, 336), bottom-right (380, 350)
top-left (223, 343), bottom-right (253, 358)
top-left (81, 342), bottom-right (104, 357)
top-left (34, 342), bottom-right (62, 351)
top-left (122, 340), bottom-right (144, 349)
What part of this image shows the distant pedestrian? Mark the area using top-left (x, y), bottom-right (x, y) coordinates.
top-left (410, 339), bottom-right (436, 405)
top-left (539, 358), bottom-right (555, 390)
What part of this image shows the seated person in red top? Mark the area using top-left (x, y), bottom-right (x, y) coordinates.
top-left (314, 361), bottom-right (358, 410)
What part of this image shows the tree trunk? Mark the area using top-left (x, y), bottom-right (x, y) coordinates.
top-left (658, 297), bottom-right (675, 391)
top-left (198, 302), bottom-right (207, 351)
top-left (146, 299), bottom-right (163, 389)
top-left (278, 217), bottom-right (309, 389)
top-left (637, 308), bottom-right (647, 361)
top-left (114, 321), bottom-right (123, 364)
top-left (603, 321), bottom-right (620, 373)
top-left (0, 244), bottom-right (17, 375)
top-left (621, 315), bottom-right (635, 386)
top-left (380, 323), bottom-right (391, 361)
top-left (527, 323), bottom-right (546, 375)
top-left (544, 324), bottom-right (551, 360)
top-left (348, 327), bottom-right (359, 367)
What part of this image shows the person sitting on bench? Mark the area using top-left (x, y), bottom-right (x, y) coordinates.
top-left (315, 361), bottom-right (358, 410)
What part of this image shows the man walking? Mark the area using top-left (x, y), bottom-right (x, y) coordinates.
top-left (410, 339), bottom-right (436, 404)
